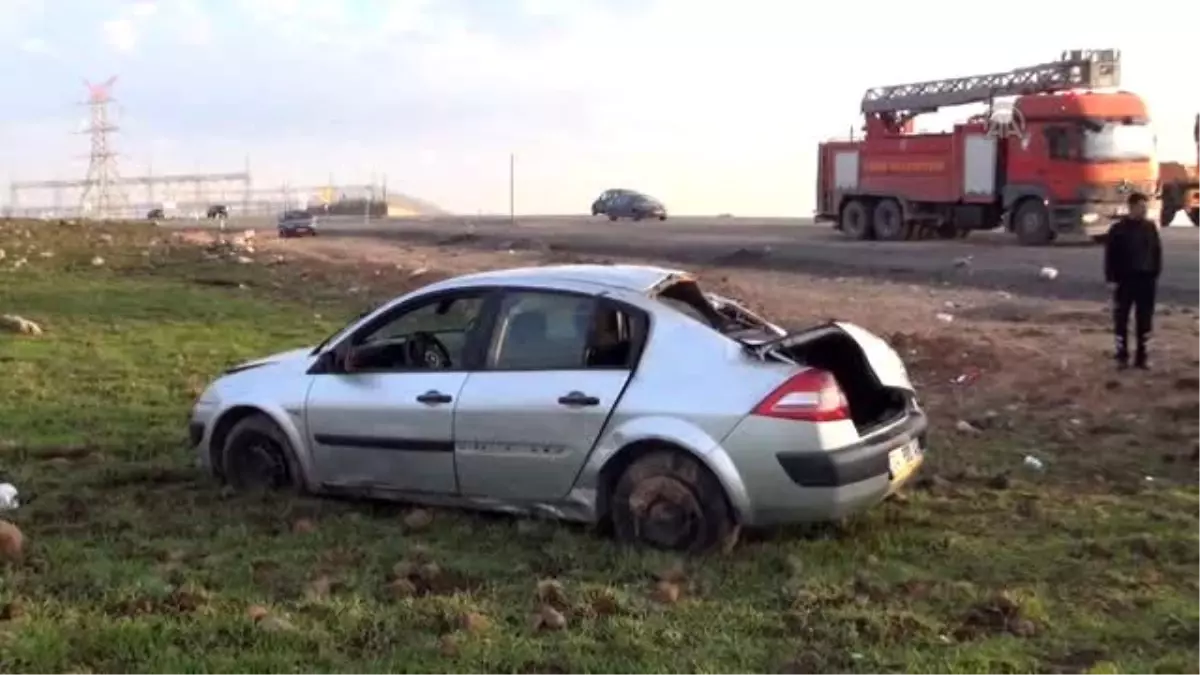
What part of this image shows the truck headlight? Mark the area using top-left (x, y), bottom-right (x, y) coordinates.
top-left (1081, 213), bottom-right (1099, 224)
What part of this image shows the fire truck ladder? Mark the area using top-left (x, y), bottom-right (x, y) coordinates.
top-left (861, 49), bottom-right (1122, 115)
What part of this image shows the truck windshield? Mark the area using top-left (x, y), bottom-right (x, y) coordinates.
top-left (1081, 122), bottom-right (1155, 161)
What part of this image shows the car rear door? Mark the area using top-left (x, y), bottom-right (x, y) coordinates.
top-left (452, 290), bottom-right (645, 502)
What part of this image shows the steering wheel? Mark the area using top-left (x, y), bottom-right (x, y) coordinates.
top-left (406, 332), bottom-right (452, 370)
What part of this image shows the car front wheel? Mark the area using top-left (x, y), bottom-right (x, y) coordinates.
top-left (222, 413), bottom-right (301, 492)
top-left (610, 449), bottom-right (735, 554)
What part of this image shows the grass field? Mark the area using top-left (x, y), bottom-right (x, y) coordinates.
top-left (0, 220), bottom-right (1197, 673)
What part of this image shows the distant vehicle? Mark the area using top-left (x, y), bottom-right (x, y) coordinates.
top-left (592, 189), bottom-right (668, 221)
top-left (278, 210), bottom-right (318, 238)
top-left (146, 208), bottom-right (165, 220)
top-left (189, 263), bottom-right (926, 553)
top-left (207, 204), bottom-right (229, 219)
top-left (591, 189), bottom-right (636, 215)
top-left (1158, 112), bottom-right (1199, 227)
top-left (817, 49), bottom-right (1157, 245)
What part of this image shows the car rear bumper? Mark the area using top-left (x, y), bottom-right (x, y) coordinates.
top-left (720, 409), bottom-right (927, 527)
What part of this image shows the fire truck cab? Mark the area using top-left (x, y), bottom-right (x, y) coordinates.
top-left (816, 50), bottom-right (1159, 245)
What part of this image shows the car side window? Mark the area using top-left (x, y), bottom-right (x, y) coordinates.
top-left (347, 292), bottom-right (486, 371)
top-left (486, 291), bottom-right (645, 371)
top-left (488, 291), bottom-right (595, 370)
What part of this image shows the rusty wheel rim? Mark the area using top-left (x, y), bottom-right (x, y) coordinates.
top-left (235, 435), bottom-right (288, 489)
top-left (628, 477), bottom-right (703, 549)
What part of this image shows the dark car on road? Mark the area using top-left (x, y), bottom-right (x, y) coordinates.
top-left (278, 210), bottom-right (318, 238)
top-left (591, 189), bottom-right (668, 221)
top-left (207, 204), bottom-right (229, 219)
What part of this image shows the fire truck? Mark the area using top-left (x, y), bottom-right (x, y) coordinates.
top-left (1158, 113), bottom-right (1199, 227)
top-left (816, 50), bottom-right (1159, 245)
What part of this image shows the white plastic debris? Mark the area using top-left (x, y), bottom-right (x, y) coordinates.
top-left (955, 419), bottom-right (981, 434)
top-left (1038, 266), bottom-right (1058, 281)
top-left (1023, 455), bottom-right (1044, 471)
top-left (0, 483), bottom-right (19, 511)
top-left (935, 312), bottom-right (955, 323)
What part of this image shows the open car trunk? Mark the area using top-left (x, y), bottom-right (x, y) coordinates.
top-left (650, 274), bottom-right (914, 436)
top-left (747, 322), bottom-right (914, 435)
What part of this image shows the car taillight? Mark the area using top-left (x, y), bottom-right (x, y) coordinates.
top-left (751, 368), bottom-right (849, 422)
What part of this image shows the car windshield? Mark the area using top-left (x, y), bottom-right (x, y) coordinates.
top-left (1081, 121), bottom-right (1155, 161)
top-left (309, 306), bottom-right (376, 354)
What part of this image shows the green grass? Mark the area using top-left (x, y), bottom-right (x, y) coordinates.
top-left (0, 220), bottom-right (1197, 673)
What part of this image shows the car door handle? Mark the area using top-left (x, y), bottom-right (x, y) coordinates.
top-left (416, 390), bottom-right (453, 405)
top-left (558, 391), bottom-right (600, 407)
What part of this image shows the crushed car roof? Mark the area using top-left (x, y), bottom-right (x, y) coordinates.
top-left (445, 264), bottom-right (687, 293)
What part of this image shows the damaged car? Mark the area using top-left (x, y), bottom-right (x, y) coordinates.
top-left (190, 264), bottom-right (926, 553)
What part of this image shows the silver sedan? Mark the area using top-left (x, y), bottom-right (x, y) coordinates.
top-left (190, 264), bottom-right (927, 552)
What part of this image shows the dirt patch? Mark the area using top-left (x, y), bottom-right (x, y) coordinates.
top-left (955, 591), bottom-right (1040, 640)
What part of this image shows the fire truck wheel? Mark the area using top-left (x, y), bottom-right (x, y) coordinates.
top-left (872, 200), bottom-right (908, 241)
top-left (840, 200), bottom-right (872, 240)
top-left (1013, 200), bottom-right (1055, 246)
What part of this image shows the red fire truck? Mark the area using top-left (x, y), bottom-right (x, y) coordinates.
top-left (816, 50), bottom-right (1159, 245)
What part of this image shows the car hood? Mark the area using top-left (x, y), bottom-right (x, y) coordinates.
top-left (226, 346), bottom-right (315, 374)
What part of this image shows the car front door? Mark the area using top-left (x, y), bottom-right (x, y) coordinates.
top-left (304, 288), bottom-right (493, 495)
top-left (452, 289), bottom-right (646, 502)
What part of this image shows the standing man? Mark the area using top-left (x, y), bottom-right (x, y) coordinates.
top-left (1104, 192), bottom-right (1163, 370)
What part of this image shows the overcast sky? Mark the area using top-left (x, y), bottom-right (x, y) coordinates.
top-left (1, 0), bottom-right (1196, 215)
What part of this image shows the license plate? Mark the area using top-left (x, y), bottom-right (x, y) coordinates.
top-left (888, 439), bottom-right (923, 483)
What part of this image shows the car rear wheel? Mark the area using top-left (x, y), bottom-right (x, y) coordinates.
top-left (610, 449), bottom-right (734, 554)
top-left (222, 413), bottom-right (300, 492)
top-left (608, 214), bottom-right (618, 222)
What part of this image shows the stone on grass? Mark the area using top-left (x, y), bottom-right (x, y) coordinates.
top-left (0, 315), bottom-right (43, 336)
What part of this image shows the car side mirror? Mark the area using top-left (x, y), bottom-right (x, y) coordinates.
top-left (309, 349), bottom-right (339, 374)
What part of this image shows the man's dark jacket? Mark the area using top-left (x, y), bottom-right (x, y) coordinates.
top-left (1104, 217), bottom-right (1162, 283)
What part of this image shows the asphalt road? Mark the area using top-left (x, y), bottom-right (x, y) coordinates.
top-left (194, 215), bottom-right (1200, 306)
